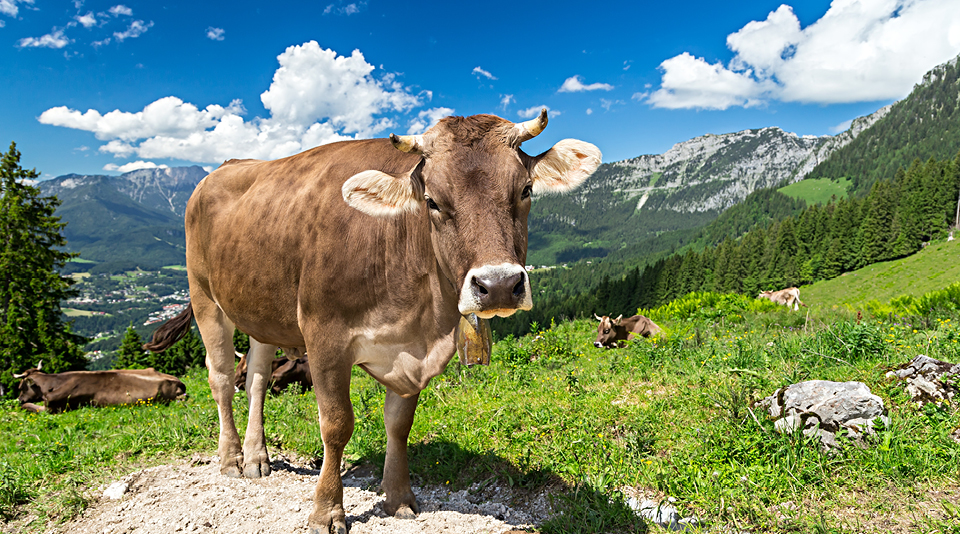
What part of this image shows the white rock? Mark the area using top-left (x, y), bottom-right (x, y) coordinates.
top-left (103, 481), bottom-right (129, 500)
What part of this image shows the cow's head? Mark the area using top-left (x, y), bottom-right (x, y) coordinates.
top-left (13, 368), bottom-right (43, 404)
top-left (342, 110), bottom-right (601, 319)
top-left (593, 314), bottom-right (623, 349)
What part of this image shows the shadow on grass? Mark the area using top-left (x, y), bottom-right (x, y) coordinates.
top-left (349, 439), bottom-right (648, 534)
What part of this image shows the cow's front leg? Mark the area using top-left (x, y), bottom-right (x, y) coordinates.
top-left (307, 359), bottom-right (353, 534)
top-left (242, 338), bottom-right (278, 478)
top-left (382, 389), bottom-right (419, 518)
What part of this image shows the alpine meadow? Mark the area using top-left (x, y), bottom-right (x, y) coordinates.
top-left (3, 26), bottom-right (960, 534)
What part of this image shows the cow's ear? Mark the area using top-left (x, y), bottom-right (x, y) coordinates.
top-left (529, 139), bottom-right (602, 194)
top-left (614, 314), bottom-right (623, 325)
top-left (342, 170), bottom-right (423, 217)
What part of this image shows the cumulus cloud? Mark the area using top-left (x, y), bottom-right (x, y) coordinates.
top-left (407, 107), bottom-right (454, 134)
top-left (113, 19), bottom-right (151, 41)
top-left (558, 75), bottom-right (614, 93)
top-left (75, 12), bottom-right (97, 27)
top-left (517, 106), bottom-right (558, 119)
top-left (472, 66), bottom-right (497, 80)
top-left (206, 26), bottom-right (225, 41)
top-left (39, 42), bottom-right (432, 164)
top-left (104, 161), bottom-right (168, 172)
top-left (108, 4), bottom-right (132, 16)
top-left (0, 0), bottom-right (33, 18)
top-left (17, 27), bottom-right (72, 49)
top-left (647, 0), bottom-right (960, 109)
top-left (323, 1), bottom-right (365, 15)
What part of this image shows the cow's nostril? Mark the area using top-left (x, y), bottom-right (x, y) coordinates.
top-left (473, 277), bottom-right (489, 295)
top-left (512, 273), bottom-right (525, 297)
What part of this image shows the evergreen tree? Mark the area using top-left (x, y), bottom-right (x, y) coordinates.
top-left (0, 142), bottom-right (87, 397)
top-left (149, 326), bottom-right (205, 375)
top-left (113, 325), bottom-right (150, 369)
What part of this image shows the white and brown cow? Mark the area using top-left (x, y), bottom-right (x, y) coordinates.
top-left (593, 314), bottom-right (661, 348)
top-left (144, 110), bottom-right (600, 533)
top-left (758, 287), bottom-right (806, 310)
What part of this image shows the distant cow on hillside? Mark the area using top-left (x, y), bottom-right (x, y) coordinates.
top-left (758, 287), bottom-right (806, 310)
top-left (15, 365), bottom-right (186, 413)
top-left (594, 314), bottom-right (661, 349)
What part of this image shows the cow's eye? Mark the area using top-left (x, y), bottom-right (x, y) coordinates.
top-left (603, 329), bottom-right (610, 334)
top-left (426, 197), bottom-right (440, 211)
top-left (521, 184), bottom-right (533, 200)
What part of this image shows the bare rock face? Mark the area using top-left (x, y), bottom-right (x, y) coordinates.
top-left (756, 380), bottom-right (890, 450)
top-left (886, 355), bottom-right (960, 408)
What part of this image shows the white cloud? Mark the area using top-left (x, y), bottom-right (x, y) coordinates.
top-left (407, 107), bottom-right (454, 134)
top-left (0, 0), bottom-right (33, 18)
top-left (499, 94), bottom-right (514, 109)
top-left (323, 1), bottom-right (365, 15)
top-left (472, 66), bottom-right (497, 80)
top-left (517, 106), bottom-right (558, 119)
top-left (647, 0), bottom-right (960, 109)
top-left (17, 27), bottom-right (71, 49)
top-left (92, 37), bottom-right (111, 47)
top-left (104, 161), bottom-right (168, 172)
top-left (600, 98), bottom-right (623, 111)
top-left (586, 108), bottom-right (593, 115)
top-left (113, 19), bottom-right (151, 41)
top-left (75, 12), bottom-right (97, 27)
top-left (206, 26), bottom-right (225, 41)
top-left (829, 119), bottom-right (853, 134)
top-left (39, 42), bottom-right (433, 164)
top-left (108, 5), bottom-right (132, 16)
top-left (558, 75), bottom-right (614, 93)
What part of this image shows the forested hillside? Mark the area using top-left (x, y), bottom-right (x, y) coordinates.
top-left (495, 153), bottom-right (960, 337)
top-left (807, 55), bottom-right (960, 195)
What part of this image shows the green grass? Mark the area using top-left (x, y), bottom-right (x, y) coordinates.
top-left (161, 265), bottom-right (187, 271)
top-left (778, 177), bottom-right (851, 205)
top-left (803, 238), bottom-right (960, 310)
top-left (4, 293), bottom-right (960, 533)
top-left (61, 308), bottom-right (108, 317)
top-left (66, 258), bottom-right (97, 264)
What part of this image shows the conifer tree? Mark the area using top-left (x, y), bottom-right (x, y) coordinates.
top-left (149, 326), bottom-right (205, 375)
top-left (113, 325), bottom-right (150, 369)
top-left (0, 142), bottom-right (87, 397)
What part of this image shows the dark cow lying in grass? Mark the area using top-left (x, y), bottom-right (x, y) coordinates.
top-left (15, 365), bottom-right (186, 413)
top-left (593, 313), bottom-right (661, 348)
top-left (234, 352), bottom-right (313, 394)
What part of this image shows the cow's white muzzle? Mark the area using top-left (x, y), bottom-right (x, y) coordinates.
top-left (458, 263), bottom-right (532, 319)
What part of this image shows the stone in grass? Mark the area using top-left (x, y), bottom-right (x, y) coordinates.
top-left (886, 355), bottom-right (959, 408)
top-left (626, 497), bottom-right (699, 532)
top-left (102, 481), bottom-right (129, 500)
top-left (756, 380), bottom-right (890, 450)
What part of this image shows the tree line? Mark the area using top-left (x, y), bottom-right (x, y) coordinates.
top-left (494, 153), bottom-right (960, 338)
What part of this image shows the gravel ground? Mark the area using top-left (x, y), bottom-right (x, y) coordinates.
top-left (47, 454), bottom-right (552, 534)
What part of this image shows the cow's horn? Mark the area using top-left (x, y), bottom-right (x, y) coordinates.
top-left (390, 133), bottom-right (424, 155)
top-left (514, 108), bottom-right (548, 144)
top-left (594, 313), bottom-right (603, 321)
top-left (36, 360), bottom-right (42, 371)
top-left (12, 372), bottom-right (26, 379)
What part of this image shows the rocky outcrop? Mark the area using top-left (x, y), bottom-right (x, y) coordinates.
top-left (886, 355), bottom-right (959, 408)
top-left (756, 380), bottom-right (890, 450)
top-left (589, 106), bottom-right (890, 214)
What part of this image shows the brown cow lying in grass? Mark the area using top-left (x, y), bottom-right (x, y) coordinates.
top-left (758, 287), bottom-right (806, 310)
top-left (234, 352), bottom-right (313, 394)
top-left (15, 365), bottom-right (186, 413)
top-left (593, 313), bottom-right (661, 348)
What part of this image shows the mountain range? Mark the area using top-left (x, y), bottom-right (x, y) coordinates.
top-left (41, 54), bottom-right (960, 271)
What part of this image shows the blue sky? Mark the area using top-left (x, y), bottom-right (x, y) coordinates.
top-left (2, 0), bottom-right (959, 178)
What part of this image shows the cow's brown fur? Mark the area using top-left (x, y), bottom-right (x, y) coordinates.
top-left (144, 111), bottom-right (600, 533)
top-left (16, 368), bottom-right (185, 413)
top-left (758, 287), bottom-right (806, 310)
top-left (594, 314), bottom-right (661, 348)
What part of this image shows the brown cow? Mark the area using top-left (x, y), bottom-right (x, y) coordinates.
top-left (144, 110), bottom-right (600, 533)
top-left (593, 314), bottom-right (661, 348)
top-left (758, 287), bottom-right (805, 310)
top-left (15, 367), bottom-right (185, 413)
top-left (235, 352), bottom-right (313, 394)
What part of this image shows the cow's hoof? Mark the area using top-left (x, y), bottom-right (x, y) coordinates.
top-left (393, 504), bottom-right (417, 520)
top-left (243, 461), bottom-right (271, 478)
top-left (221, 465), bottom-right (243, 478)
top-left (306, 520), bottom-right (346, 534)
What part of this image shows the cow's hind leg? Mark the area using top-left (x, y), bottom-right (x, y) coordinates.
top-left (382, 389), bottom-right (419, 518)
top-left (192, 293), bottom-right (244, 477)
top-left (242, 338), bottom-right (277, 478)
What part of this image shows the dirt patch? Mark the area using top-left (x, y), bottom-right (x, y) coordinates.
top-left (45, 454), bottom-right (552, 534)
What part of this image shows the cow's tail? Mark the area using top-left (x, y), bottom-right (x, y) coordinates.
top-left (143, 302), bottom-right (195, 352)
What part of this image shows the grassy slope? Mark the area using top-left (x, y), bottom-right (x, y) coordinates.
top-left (778, 177), bottom-right (851, 205)
top-left (803, 238), bottom-right (960, 309)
